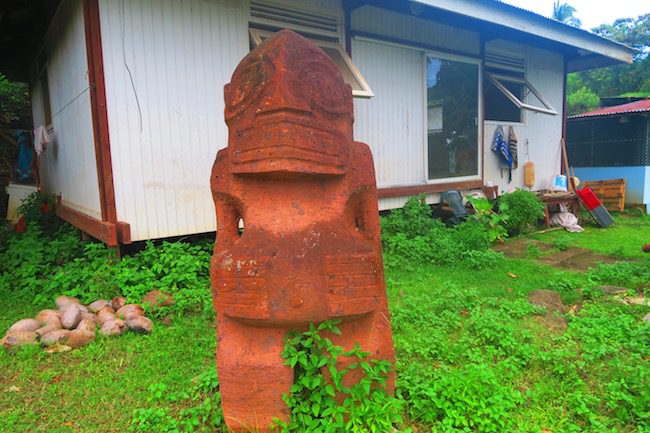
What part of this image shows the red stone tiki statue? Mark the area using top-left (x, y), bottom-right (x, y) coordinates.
top-left (211, 30), bottom-right (395, 432)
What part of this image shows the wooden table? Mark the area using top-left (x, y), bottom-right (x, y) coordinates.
top-left (538, 192), bottom-right (581, 227)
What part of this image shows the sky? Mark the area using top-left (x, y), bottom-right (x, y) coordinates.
top-left (501, 0), bottom-right (649, 30)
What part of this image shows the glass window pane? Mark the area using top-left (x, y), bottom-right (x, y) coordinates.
top-left (485, 78), bottom-right (522, 122)
top-left (427, 57), bottom-right (479, 180)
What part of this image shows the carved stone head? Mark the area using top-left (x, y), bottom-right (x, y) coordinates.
top-left (224, 29), bottom-right (353, 176)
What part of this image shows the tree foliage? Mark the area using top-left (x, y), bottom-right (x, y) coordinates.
top-left (567, 13), bottom-right (650, 115)
top-left (0, 73), bottom-right (30, 127)
top-left (552, 1), bottom-right (582, 28)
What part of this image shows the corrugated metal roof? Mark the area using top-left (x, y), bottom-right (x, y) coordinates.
top-left (569, 99), bottom-right (650, 119)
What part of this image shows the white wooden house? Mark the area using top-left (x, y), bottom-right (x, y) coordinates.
top-left (0, 0), bottom-right (633, 245)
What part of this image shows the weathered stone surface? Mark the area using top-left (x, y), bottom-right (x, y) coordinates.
top-left (80, 311), bottom-right (96, 323)
top-left (35, 324), bottom-right (62, 339)
top-left (40, 329), bottom-right (71, 346)
top-left (142, 290), bottom-right (174, 309)
top-left (8, 318), bottom-right (40, 333)
top-left (96, 307), bottom-right (117, 325)
top-left (76, 319), bottom-right (96, 333)
top-left (55, 296), bottom-right (81, 310)
top-left (116, 304), bottom-right (145, 320)
top-left (111, 296), bottom-right (127, 311)
top-left (1, 331), bottom-right (37, 347)
top-left (36, 309), bottom-right (61, 326)
top-left (66, 329), bottom-right (95, 348)
top-left (211, 30), bottom-right (395, 432)
top-left (88, 299), bottom-right (111, 313)
top-left (60, 304), bottom-right (82, 330)
top-left (126, 316), bottom-right (153, 334)
top-left (100, 319), bottom-right (127, 336)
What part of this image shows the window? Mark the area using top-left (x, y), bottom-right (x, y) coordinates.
top-left (248, 1), bottom-right (373, 97)
top-left (426, 55), bottom-right (480, 180)
top-left (484, 48), bottom-right (557, 122)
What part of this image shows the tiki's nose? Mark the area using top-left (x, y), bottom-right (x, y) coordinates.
top-left (256, 78), bottom-right (311, 116)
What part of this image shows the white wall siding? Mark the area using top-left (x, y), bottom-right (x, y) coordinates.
top-left (484, 45), bottom-right (564, 194)
top-left (36, 0), bottom-right (102, 219)
top-left (99, 0), bottom-right (248, 241)
top-left (352, 39), bottom-right (426, 190)
top-left (351, 6), bottom-right (480, 56)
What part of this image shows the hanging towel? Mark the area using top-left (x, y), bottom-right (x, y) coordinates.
top-left (34, 125), bottom-right (50, 156)
top-left (491, 126), bottom-right (513, 182)
top-left (508, 126), bottom-right (518, 169)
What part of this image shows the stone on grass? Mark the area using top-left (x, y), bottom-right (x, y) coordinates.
top-left (36, 309), bottom-right (61, 326)
top-left (96, 307), bottom-right (117, 325)
top-left (8, 318), bottom-right (40, 333)
top-left (116, 304), bottom-right (145, 320)
top-left (66, 329), bottom-right (95, 348)
top-left (88, 299), bottom-right (111, 313)
top-left (76, 319), bottom-right (96, 333)
top-left (143, 290), bottom-right (174, 309)
top-left (126, 316), bottom-right (153, 334)
top-left (1, 331), bottom-right (37, 348)
top-left (60, 304), bottom-right (82, 330)
top-left (80, 311), bottom-right (96, 323)
top-left (100, 319), bottom-right (127, 336)
top-left (111, 296), bottom-right (127, 311)
top-left (35, 324), bottom-right (62, 339)
top-left (40, 329), bottom-right (71, 346)
top-left (55, 296), bottom-right (81, 310)
top-left (644, 313), bottom-right (650, 323)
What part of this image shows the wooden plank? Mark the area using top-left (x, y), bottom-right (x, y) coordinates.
top-left (583, 179), bottom-right (626, 212)
top-left (56, 202), bottom-right (118, 246)
top-left (378, 180), bottom-right (484, 199)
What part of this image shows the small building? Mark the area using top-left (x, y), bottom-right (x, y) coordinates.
top-left (567, 99), bottom-right (650, 212)
top-left (0, 0), bottom-right (634, 245)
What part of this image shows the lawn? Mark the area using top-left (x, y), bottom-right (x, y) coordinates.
top-left (0, 202), bottom-right (648, 433)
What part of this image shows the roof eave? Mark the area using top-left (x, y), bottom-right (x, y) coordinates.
top-left (411, 0), bottom-right (635, 71)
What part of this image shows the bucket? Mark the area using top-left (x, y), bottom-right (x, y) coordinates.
top-left (552, 175), bottom-right (568, 192)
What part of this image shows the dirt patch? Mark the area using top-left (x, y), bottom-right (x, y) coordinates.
top-left (528, 289), bottom-right (568, 332)
top-left (539, 247), bottom-right (618, 271)
top-left (493, 239), bottom-right (554, 258)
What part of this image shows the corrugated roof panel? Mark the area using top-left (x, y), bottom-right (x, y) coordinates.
top-left (569, 99), bottom-right (650, 119)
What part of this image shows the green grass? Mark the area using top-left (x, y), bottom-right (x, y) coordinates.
top-left (1, 213), bottom-right (649, 433)
top-left (530, 210), bottom-right (650, 259)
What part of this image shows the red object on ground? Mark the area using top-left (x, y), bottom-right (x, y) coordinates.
top-left (210, 30), bottom-right (395, 432)
top-left (576, 187), bottom-right (601, 211)
top-left (14, 216), bottom-right (27, 233)
top-left (642, 244), bottom-right (650, 253)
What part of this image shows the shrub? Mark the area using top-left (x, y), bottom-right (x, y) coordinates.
top-left (16, 192), bottom-right (63, 236)
top-left (274, 320), bottom-right (407, 433)
top-left (498, 189), bottom-right (544, 234)
top-left (381, 195), bottom-right (501, 267)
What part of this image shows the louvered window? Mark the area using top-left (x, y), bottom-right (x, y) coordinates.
top-left (249, 1), bottom-right (373, 98)
top-left (485, 49), bottom-right (556, 122)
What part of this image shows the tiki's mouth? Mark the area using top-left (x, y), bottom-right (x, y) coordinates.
top-left (230, 116), bottom-right (349, 174)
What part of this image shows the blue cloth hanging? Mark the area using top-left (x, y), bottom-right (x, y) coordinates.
top-left (491, 126), bottom-right (513, 182)
top-left (16, 130), bottom-right (33, 183)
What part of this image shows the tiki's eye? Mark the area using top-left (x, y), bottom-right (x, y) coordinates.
top-left (225, 58), bottom-right (273, 116)
top-left (299, 62), bottom-right (349, 114)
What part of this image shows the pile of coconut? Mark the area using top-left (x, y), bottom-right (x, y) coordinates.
top-left (1, 290), bottom-right (173, 352)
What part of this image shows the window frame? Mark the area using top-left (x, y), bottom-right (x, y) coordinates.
top-left (486, 72), bottom-right (558, 117)
top-left (249, 27), bottom-right (374, 98)
top-left (423, 50), bottom-right (483, 184)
